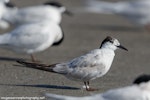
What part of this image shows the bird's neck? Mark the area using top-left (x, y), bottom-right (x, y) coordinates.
top-left (101, 46), bottom-right (116, 52)
top-left (98, 48), bottom-right (115, 76)
top-left (100, 42), bottom-right (117, 51)
top-left (139, 81), bottom-right (150, 91)
top-left (101, 47), bottom-right (115, 59)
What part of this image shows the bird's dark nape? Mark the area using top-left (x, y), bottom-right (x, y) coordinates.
top-left (133, 74), bottom-right (150, 84)
top-left (100, 36), bottom-right (113, 48)
top-left (44, 1), bottom-right (63, 7)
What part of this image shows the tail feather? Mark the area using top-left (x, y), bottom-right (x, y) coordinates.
top-left (16, 60), bottom-right (57, 73)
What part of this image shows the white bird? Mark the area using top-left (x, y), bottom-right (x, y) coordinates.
top-left (45, 74), bottom-right (150, 100)
top-left (1, 1), bottom-right (72, 29)
top-left (0, 21), bottom-right (63, 62)
top-left (17, 36), bottom-right (128, 91)
top-left (0, 0), bottom-right (16, 29)
top-left (82, 0), bottom-right (150, 29)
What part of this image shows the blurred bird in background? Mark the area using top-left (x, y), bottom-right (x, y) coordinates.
top-left (0, 1), bottom-right (73, 61)
top-left (0, 21), bottom-right (63, 62)
top-left (0, 1), bottom-right (72, 29)
top-left (79, 0), bottom-right (150, 31)
top-left (45, 74), bottom-right (150, 100)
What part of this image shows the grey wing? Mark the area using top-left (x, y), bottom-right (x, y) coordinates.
top-left (69, 50), bottom-right (102, 68)
top-left (53, 50), bottom-right (103, 75)
top-left (53, 51), bottom-right (103, 79)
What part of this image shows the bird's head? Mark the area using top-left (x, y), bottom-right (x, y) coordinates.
top-left (100, 36), bottom-right (128, 51)
top-left (133, 74), bottom-right (150, 85)
top-left (133, 74), bottom-right (150, 91)
top-left (44, 1), bottom-right (73, 16)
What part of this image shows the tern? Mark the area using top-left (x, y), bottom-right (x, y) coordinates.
top-left (16, 36), bottom-right (128, 91)
top-left (0, 21), bottom-right (63, 62)
top-left (45, 74), bottom-right (150, 100)
top-left (1, 1), bottom-right (72, 29)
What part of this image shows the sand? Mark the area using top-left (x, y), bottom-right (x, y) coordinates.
top-left (0, 0), bottom-right (149, 98)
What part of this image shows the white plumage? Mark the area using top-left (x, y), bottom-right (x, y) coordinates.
top-left (0, 1), bottom-right (72, 29)
top-left (2, 5), bottom-right (64, 25)
top-left (53, 49), bottom-right (114, 82)
top-left (0, 21), bottom-right (63, 61)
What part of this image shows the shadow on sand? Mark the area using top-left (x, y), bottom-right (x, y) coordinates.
top-left (0, 56), bottom-right (26, 62)
top-left (0, 83), bottom-right (80, 90)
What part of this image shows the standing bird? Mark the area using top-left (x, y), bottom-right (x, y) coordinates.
top-left (45, 74), bottom-right (150, 100)
top-left (1, 1), bottom-right (72, 28)
top-left (0, 21), bottom-right (63, 62)
top-left (83, 0), bottom-right (150, 30)
top-left (17, 36), bottom-right (128, 91)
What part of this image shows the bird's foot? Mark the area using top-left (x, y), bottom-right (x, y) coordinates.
top-left (32, 60), bottom-right (41, 63)
top-left (86, 87), bottom-right (99, 91)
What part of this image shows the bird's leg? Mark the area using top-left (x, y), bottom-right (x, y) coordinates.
top-left (30, 54), bottom-right (35, 62)
top-left (85, 81), bottom-right (99, 91)
top-left (30, 54), bottom-right (40, 62)
top-left (84, 81), bottom-right (90, 91)
top-left (84, 82), bottom-right (89, 90)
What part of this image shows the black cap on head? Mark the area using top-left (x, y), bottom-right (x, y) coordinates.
top-left (100, 36), bottom-right (113, 48)
top-left (133, 74), bottom-right (150, 84)
top-left (44, 1), bottom-right (63, 8)
top-left (5, 2), bottom-right (16, 8)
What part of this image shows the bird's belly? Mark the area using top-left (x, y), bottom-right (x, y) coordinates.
top-left (65, 66), bottom-right (108, 82)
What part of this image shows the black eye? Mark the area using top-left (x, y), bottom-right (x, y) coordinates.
top-left (109, 40), bottom-right (113, 43)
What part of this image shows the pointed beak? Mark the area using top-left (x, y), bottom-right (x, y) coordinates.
top-left (117, 45), bottom-right (128, 51)
top-left (64, 10), bottom-right (73, 16)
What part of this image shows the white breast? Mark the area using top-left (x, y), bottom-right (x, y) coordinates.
top-left (63, 49), bottom-right (115, 82)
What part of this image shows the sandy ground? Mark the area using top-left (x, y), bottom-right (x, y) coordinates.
top-left (0, 0), bottom-right (150, 99)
